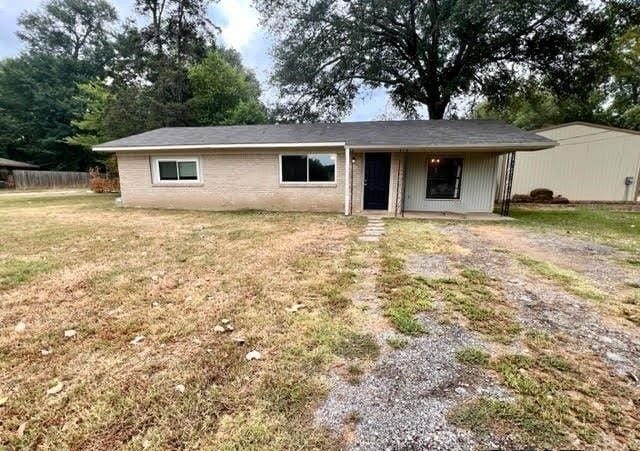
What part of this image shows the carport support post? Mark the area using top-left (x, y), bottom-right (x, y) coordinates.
top-left (344, 146), bottom-right (351, 216)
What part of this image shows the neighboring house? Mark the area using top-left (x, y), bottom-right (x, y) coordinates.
top-left (0, 157), bottom-right (38, 188)
top-left (93, 120), bottom-right (554, 216)
top-left (510, 122), bottom-right (640, 202)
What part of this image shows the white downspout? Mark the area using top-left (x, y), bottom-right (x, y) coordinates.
top-left (344, 146), bottom-right (351, 216)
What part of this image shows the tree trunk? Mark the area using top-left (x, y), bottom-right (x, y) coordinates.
top-left (427, 101), bottom-right (447, 120)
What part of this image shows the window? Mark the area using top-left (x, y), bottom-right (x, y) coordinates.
top-left (280, 154), bottom-right (336, 183)
top-left (426, 157), bottom-right (463, 199)
top-left (153, 157), bottom-right (200, 183)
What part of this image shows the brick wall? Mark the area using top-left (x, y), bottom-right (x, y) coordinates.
top-left (117, 148), bottom-right (346, 212)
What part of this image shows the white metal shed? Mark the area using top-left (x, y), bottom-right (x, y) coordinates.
top-left (510, 122), bottom-right (640, 202)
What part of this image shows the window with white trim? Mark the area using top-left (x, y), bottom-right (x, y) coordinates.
top-left (152, 157), bottom-right (201, 183)
top-left (280, 154), bottom-right (336, 183)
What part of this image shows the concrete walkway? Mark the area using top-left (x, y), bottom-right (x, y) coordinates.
top-left (358, 217), bottom-right (385, 242)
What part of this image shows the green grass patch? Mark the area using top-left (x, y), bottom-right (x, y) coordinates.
top-left (331, 331), bottom-right (380, 360)
top-left (456, 347), bottom-right (490, 366)
top-left (386, 336), bottom-right (409, 349)
top-left (0, 258), bottom-right (52, 289)
top-left (510, 207), bottom-right (640, 252)
top-left (425, 269), bottom-right (522, 343)
top-left (379, 253), bottom-right (434, 335)
top-left (517, 255), bottom-right (606, 301)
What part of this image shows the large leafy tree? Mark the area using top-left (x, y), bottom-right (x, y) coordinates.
top-left (188, 50), bottom-right (268, 125)
top-left (0, 0), bottom-right (118, 169)
top-left (0, 56), bottom-right (98, 169)
top-left (255, 0), bottom-right (586, 120)
top-left (17, 0), bottom-right (117, 63)
top-left (108, 0), bottom-right (215, 127)
top-left (474, 1), bottom-right (640, 130)
top-left (71, 49), bottom-right (269, 146)
top-left (608, 27), bottom-right (640, 130)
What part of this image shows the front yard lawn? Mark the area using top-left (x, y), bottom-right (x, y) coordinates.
top-left (0, 194), bottom-right (370, 449)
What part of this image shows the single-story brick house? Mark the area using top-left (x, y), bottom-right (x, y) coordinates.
top-left (93, 120), bottom-right (555, 216)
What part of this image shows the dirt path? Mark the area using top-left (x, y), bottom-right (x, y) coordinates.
top-left (315, 231), bottom-right (510, 450)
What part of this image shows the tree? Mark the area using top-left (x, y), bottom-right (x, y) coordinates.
top-left (105, 0), bottom-right (216, 128)
top-left (255, 0), bottom-right (586, 120)
top-left (188, 50), bottom-right (268, 125)
top-left (17, 0), bottom-right (117, 63)
top-left (608, 27), bottom-right (640, 130)
top-left (0, 55), bottom-right (100, 169)
top-left (474, 1), bottom-right (640, 131)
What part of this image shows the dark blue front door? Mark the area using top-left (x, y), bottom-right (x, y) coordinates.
top-left (363, 153), bottom-right (391, 210)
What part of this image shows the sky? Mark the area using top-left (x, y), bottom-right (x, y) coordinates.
top-left (0, 0), bottom-right (396, 121)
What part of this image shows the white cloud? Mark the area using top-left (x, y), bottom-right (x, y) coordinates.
top-left (216, 0), bottom-right (260, 51)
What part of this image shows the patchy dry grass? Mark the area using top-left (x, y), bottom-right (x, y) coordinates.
top-left (456, 347), bottom-right (490, 366)
top-left (0, 193), bottom-right (370, 449)
top-left (517, 255), bottom-right (606, 301)
top-left (377, 220), bottom-right (453, 335)
top-left (422, 269), bottom-right (522, 344)
top-left (451, 343), bottom-right (640, 448)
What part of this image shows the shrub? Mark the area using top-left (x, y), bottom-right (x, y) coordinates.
top-left (89, 168), bottom-right (120, 193)
top-left (530, 188), bottom-right (554, 201)
top-left (512, 194), bottom-right (533, 203)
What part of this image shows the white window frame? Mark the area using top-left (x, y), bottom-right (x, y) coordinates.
top-left (279, 153), bottom-right (337, 184)
top-left (151, 156), bottom-right (202, 184)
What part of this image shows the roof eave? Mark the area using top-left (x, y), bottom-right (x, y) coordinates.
top-left (93, 141), bottom-right (347, 152)
top-left (94, 141), bottom-right (556, 153)
top-left (348, 142), bottom-right (557, 151)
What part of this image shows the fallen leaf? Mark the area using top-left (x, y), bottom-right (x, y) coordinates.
top-left (130, 335), bottom-right (145, 345)
top-left (64, 329), bottom-right (76, 338)
top-left (213, 325), bottom-right (225, 333)
top-left (221, 318), bottom-right (231, 325)
top-left (47, 381), bottom-right (64, 395)
top-left (41, 349), bottom-right (51, 356)
top-left (17, 422), bottom-right (26, 437)
top-left (0, 396), bottom-right (7, 406)
top-left (14, 321), bottom-right (26, 333)
top-left (175, 384), bottom-right (185, 394)
top-left (225, 324), bottom-right (234, 332)
top-left (142, 439), bottom-right (151, 449)
top-left (245, 350), bottom-right (262, 361)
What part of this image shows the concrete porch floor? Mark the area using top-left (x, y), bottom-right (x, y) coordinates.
top-left (358, 210), bottom-right (513, 221)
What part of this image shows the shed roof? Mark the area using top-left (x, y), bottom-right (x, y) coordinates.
top-left (0, 157), bottom-right (38, 169)
top-left (535, 121), bottom-right (640, 136)
top-left (94, 120), bottom-right (555, 151)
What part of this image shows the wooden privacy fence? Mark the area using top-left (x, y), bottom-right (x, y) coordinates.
top-left (12, 170), bottom-right (89, 189)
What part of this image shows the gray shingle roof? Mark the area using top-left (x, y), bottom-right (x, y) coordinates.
top-left (93, 120), bottom-right (555, 150)
top-left (0, 157), bottom-right (38, 168)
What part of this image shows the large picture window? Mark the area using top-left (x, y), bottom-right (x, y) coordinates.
top-left (280, 154), bottom-right (336, 183)
top-left (152, 157), bottom-right (201, 184)
top-left (426, 157), bottom-right (463, 199)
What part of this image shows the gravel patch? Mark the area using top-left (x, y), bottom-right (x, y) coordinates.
top-left (315, 316), bottom-right (511, 450)
top-left (437, 223), bottom-right (640, 382)
top-left (469, 225), bottom-right (639, 294)
top-left (405, 253), bottom-right (453, 280)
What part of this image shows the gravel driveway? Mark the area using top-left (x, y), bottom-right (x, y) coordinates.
top-left (316, 221), bottom-right (640, 449)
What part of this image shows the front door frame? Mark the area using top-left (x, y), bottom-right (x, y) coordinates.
top-left (363, 152), bottom-right (392, 210)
